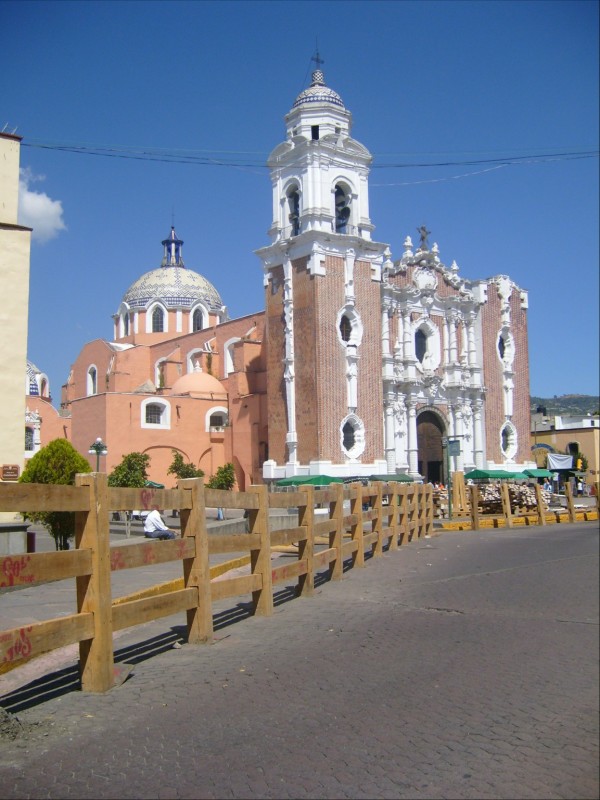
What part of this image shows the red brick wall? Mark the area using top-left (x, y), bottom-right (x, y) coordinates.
top-left (481, 283), bottom-right (530, 463)
top-left (265, 265), bottom-right (287, 464)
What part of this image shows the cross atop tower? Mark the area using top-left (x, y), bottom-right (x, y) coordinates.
top-left (312, 49), bottom-right (324, 71)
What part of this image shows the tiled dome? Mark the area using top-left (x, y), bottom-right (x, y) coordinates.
top-left (120, 227), bottom-right (224, 312)
top-left (293, 69), bottom-right (345, 109)
top-left (122, 267), bottom-right (223, 311)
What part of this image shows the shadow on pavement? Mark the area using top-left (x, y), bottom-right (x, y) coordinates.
top-left (0, 571), bottom-right (327, 714)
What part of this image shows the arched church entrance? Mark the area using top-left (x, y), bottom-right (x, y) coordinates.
top-left (417, 410), bottom-right (445, 484)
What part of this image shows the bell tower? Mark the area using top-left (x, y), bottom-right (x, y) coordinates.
top-left (257, 60), bottom-right (391, 479)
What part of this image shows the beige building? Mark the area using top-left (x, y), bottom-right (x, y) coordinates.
top-left (531, 412), bottom-right (600, 491)
top-left (0, 135), bottom-right (32, 481)
top-left (0, 132), bottom-right (32, 548)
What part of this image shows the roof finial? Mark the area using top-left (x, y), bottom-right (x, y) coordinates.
top-left (311, 43), bottom-right (325, 85)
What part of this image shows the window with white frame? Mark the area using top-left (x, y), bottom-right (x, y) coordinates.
top-left (147, 303), bottom-right (167, 334)
top-left (287, 185), bottom-right (300, 236)
top-left (191, 306), bottom-right (207, 333)
top-left (340, 413), bottom-right (365, 459)
top-left (25, 427), bottom-right (34, 451)
top-left (87, 366), bottom-right (97, 396)
top-left (224, 337), bottom-right (241, 376)
top-left (497, 328), bottom-right (515, 368)
top-left (413, 318), bottom-right (441, 371)
top-left (206, 406), bottom-right (228, 431)
top-left (141, 398), bottom-right (171, 429)
top-left (500, 421), bottom-right (517, 460)
top-left (155, 358), bottom-right (167, 389)
top-left (334, 184), bottom-right (351, 233)
top-left (187, 349), bottom-right (205, 373)
top-left (336, 307), bottom-right (363, 348)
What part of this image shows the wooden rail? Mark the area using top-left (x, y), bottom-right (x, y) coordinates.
top-left (467, 479), bottom-right (596, 529)
top-left (0, 477), bottom-right (433, 693)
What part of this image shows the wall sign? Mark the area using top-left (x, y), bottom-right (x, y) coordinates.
top-left (2, 464), bottom-right (20, 481)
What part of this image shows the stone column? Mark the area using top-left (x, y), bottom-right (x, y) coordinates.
top-left (407, 401), bottom-right (419, 476)
top-left (385, 394), bottom-right (396, 473)
top-left (473, 400), bottom-right (484, 468)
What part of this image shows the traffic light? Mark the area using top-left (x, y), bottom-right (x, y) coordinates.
top-left (576, 458), bottom-right (583, 470)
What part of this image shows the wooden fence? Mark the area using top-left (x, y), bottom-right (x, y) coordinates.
top-left (466, 479), bottom-right (599, 529)
top-left (0, 476), bottom-right (433, 693)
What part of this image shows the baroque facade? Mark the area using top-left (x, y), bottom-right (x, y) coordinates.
top-left (258, 67), bottom-right (532, 482)
top-left (25, 66), bottom-right (533, 487)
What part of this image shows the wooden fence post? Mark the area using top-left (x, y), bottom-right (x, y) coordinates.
top-left (372, 482), bottom-right (384, 558)
top-left (469, 484), bottom-right (480, 530)
top-left (407, 484), bottom-right (417, 542)
top-left (248, 484), bottom-right (273, 616)
top-left (329, 482), bottom-right (345, 580)
top-left (179, 478), bottom-right (213, 643)
top-left (534, 482), bottom-right (547, 527)
top-left (417, 484), bottom-right (427, 539)
top-left (397, 484), bottom-right (408, 545)
top-left (350, 482), bottom-right (365, 566)
top-left (75, 472), bottom-right (114, 693)
top-left (424, 484), bottom-right (434, 537)
top-left (388, 482), bottom-right (399, 550)
top-left (298, 485), bottom-right (315, 597)
top-left (565, 482), bottom-right (576, 523)
top-left (501, 482), bottom-right (513, 528)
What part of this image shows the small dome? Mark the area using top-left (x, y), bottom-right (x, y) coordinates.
top-left (293, 69), bottom-right (345, 109)
top-left (170, 364), bottom-right (226, 397)
top-left (26, 360), bottom-right (49, 397)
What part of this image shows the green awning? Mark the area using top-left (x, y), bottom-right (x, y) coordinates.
top-left (465, 469), bottom-right (523, 481)
top-left (369, 473), bottom-right (413, 483)
top-left (523, 468), bottom-right (552, 478)
top-left (275, 475), bottom-right (344, 486)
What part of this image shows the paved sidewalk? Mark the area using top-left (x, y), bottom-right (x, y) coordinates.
top-left (0, 522), bottom-right (598, 799)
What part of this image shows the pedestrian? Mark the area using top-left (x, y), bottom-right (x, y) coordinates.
top-left (577, 479), bottom-right (584, 496)
top-left (143, 507), bottom-right (178, 540)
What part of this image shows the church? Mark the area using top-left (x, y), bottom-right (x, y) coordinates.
top-left (26, 65), bottom-right (533, 488)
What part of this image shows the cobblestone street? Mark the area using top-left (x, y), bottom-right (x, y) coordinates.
top-left (1, 522), bottom-right (598, 799)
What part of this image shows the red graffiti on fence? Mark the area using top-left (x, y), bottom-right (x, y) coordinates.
top-left (140, 489), bottom-right (156, 510)
top-left (143, 543), bottom-right (156, 564)
top-left (110, 549), bottom-right (125, 571)
top-left (0, 555), bottom-right (34, 587)
top-left (2, 626), bottom-right (33, 663)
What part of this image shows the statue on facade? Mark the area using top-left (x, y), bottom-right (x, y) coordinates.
top-left (417, 225), bottom-right (431, 251)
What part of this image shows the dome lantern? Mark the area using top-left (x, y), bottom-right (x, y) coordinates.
top-left (161, 226), bottom-right (184, 267)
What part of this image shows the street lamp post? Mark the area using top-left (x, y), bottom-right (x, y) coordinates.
top-left (88, 437), bottom-right (108, 472)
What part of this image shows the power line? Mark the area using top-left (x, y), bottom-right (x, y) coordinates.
top-left (21, 139), bottom-right (598, 170)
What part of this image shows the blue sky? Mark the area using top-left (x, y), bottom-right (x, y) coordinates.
top-left (2, 0), bottom-right (598, 404)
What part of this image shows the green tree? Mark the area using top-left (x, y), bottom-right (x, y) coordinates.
top-left (107, 452), bottom-right (152, 535)
top-left (206, 462), bottom-right (235, 490)
top-left (19, 439), bottom-right (92, 551)
top-left (107, 452), bottom-right (150, 488)
top-left (206, 463), bottom-right (235, 521)
top-left (167, 450), bottom-right (204, 482)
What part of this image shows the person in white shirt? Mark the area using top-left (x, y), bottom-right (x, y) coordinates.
top-left (143, 508), bottom-right (177, 540)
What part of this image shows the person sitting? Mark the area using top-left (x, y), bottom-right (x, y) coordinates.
top-left (143, 507), bottom-right (177, 540)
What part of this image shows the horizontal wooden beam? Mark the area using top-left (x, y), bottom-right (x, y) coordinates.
top-left (0, 549), bottom-right (92, 587)
top-left (0, 482), bottom-right (90, 512)
top-left (0, 613), bottom-right (94, 665)
top-left (112, 588), bottom-right (197, 631)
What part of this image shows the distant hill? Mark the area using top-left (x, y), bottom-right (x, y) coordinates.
top-left (531, 394), bottom-right (600, 416)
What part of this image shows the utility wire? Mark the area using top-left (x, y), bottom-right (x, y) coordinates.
top-left (21, 140), bottom-right (598, 170)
